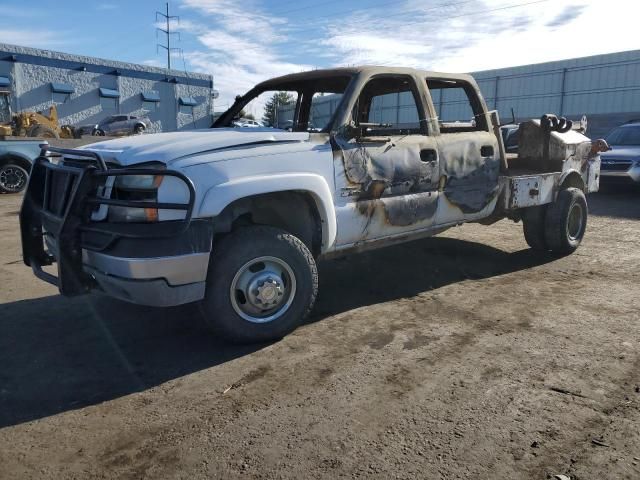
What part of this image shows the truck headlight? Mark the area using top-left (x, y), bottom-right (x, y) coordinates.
top-left (108, 164), bottom-right (165, 223)
top-left (115, 173), bottom-right (163, 190)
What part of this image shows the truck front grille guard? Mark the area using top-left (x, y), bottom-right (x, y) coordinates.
top-left (20, 146), bottom-right (196, 296)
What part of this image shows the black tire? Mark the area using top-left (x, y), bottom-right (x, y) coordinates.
top-left (28, 125), bottom-right (59, 139)
top-left (544, 188), bottom-right (588, 254)
top-left (522, 205), bottom-right (548, 250)
top-left (0, 163), bottom-right (29, 193)
top-left (200, 226), bottom-right (318, 343)
top-left (133, 124), bottom-right (145, 135)
top-left (93, 129), bottom-right (105, 136)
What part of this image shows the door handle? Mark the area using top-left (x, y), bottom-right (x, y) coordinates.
top-left (481, 145), bottom-right (494, 157)
top-left (420, 149), bottom-right (438, 163)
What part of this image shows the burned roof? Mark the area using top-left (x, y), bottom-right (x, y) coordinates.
top-left (256, 66), bottom-right (476, 90)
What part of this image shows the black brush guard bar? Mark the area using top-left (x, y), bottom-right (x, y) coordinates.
top-left (20, 146), bottom-right (196, 296)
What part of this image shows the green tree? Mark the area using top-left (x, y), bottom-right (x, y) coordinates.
top-left (238, 110), bottom-right (255, 120)
top-left (262, 91), bottom-right (294, 127)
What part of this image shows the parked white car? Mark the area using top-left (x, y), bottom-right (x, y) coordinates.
top-left (232, 119), bottom-right (264, 128)
top-left (20, 67), bottom-right (605, 343)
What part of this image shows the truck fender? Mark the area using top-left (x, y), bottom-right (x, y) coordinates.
top-left (199, 173), bottom-right (337, 252)
top-left (0, 151), bottom-right (34, 170)
top-left (558, 169), bottom-right (586, 192)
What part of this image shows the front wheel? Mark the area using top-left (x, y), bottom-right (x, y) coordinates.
top-left (0, 163), bottom-right (29, 193)
top-left (28, 125), bottom-right (59, 139)
top-left (200, 226), bottom-right (318, 343)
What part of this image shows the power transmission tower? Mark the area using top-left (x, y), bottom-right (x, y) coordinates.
top-left (156, 2), bottom-right (181, 70)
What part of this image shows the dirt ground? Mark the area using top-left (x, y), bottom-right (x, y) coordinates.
top-left (1, 186), bottom-right (639, 480)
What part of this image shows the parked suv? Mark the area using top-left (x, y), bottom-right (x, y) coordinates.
top-left (76, 115), bottom-right (149, 137)
top-left (600, 120), bottom-right (640, 184)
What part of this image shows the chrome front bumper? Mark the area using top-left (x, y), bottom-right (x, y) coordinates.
top-left (82, 250), bottom-right (210, 307)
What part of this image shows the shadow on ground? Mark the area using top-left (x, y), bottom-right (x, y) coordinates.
top-left (590, 184), bottom-right (640, 219)
top-left (0, 237), bottom-right (557, 429)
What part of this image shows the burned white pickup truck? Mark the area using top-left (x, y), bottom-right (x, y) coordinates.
top-left (20, 67), bottom-right (606, 343)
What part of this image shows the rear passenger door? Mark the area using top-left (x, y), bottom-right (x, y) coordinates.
top-left (426, 77), bottom-right (501, 225)
top-left (332, 74), bottom-right (441, 246)
top-left (109, 115), bottom-right (129, 135)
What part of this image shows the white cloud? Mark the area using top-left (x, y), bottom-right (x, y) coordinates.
top-left (96, 3), bottom-right (118, 10)
top-left (141, 58), bottom-right (165, 68)
top-left (179, 0), bottom-right (311, 110)
top-left (177, 0), bottom-right (640, 115)
top-left (0, 29), bottom-right (69, 49)
top-left (430, 0), bottom-right (640, 73)
top-left (316, 0), bottom-right (639, 74)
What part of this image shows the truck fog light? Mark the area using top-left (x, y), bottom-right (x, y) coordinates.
top-left (109, 206), bottom-right (158, 223)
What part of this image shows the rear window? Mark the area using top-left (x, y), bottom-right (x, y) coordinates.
top-left (606, 125), bottom-right (640, 146)
top-left (426, 78), bottom-right (488, 133)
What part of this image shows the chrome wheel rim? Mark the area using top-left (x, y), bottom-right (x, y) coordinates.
top-left (230, 256), bottom-right (296, 323)
top-left (0, 166), bottom-right (27, 193)
top-left (567, 203), bottom-right (584, 241)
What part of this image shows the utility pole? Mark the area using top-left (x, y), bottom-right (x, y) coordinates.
top-left (156, 2), bottom-right (180, 70)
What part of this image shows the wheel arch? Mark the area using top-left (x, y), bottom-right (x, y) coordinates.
top-left (199, 174), bottom-right (337, 255)
top-left (559, 169), bottom-right (586, 192)
top-left (0, 152), bottom-right (33, 172)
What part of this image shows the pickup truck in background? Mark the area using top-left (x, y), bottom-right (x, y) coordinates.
top-left (20, 67), bottom-right (607, 343)
top-left (0, 139), bottom-right (44, 193)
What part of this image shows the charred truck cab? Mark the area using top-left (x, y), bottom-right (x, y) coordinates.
top-left (20, 67), bottom-right (607, 343)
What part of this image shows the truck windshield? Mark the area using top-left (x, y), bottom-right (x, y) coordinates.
top-left (605, 125), bottom-right (640, 146)
top-left (231, 90), bottom-right (299, 130)
top-left (213, 74), bottom-right (353, 132)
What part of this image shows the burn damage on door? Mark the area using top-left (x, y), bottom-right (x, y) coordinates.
top-left (332, 136), bottom-right (439, 228)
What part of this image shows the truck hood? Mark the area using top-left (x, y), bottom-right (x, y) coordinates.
top-left (600, 146), bottom-right (640, 161)
top-left (78, 128), bottom-right (310, 166)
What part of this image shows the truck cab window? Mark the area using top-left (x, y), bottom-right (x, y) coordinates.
top-left (427, 78), bottom-right (487, 133)
top-left (231, 90), bottom-right (299, 129)
top-left (308, 92), bottom-right (343, 132)
top-left (355, 76), bottom-right (422, 136)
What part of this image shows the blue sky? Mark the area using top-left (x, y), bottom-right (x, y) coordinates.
top-left (1, 0), bottom-right (637, 107)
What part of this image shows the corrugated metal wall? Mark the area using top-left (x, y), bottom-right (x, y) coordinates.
top-left (470, 49), bottom-right (640, 127)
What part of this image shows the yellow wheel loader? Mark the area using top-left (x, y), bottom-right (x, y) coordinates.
top-left (0, 103), bottom-right (74, 139)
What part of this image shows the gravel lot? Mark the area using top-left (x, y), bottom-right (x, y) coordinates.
top-left (1, 187), bottom-right (639, 479)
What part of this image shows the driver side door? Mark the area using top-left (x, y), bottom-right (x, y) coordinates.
top-left (332, 74), bottom-right (441, 247)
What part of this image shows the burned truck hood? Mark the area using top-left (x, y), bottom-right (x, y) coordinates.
top-left (78, 128), bottom-right (311, 166)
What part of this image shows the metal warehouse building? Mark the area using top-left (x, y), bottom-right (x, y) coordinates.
top-left (469, 49), bottom-right (640, 139)
top-left (306, 50), bottom-right (640, 139)
top-left (0, 43), bottom-right (214, 133)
